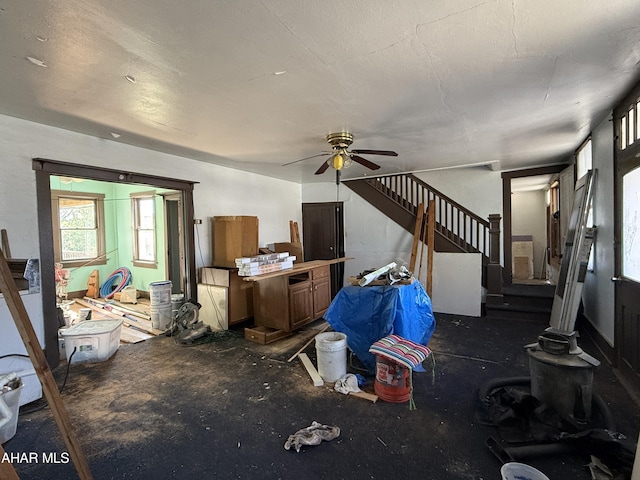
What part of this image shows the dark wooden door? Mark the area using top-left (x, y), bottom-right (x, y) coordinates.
top-left (613, 85), bottom-right (640, 389)
top-left (302, 202), bottom-right (344, 297)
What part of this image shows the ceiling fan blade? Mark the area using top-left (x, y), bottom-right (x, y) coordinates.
top-left (352, 155), bottom-right (381, 170)
top-left (282, 153), bottom-right (329, 167)
top-left (314, 161), bottom-right (331, 175)
top-left (350, 149), bottom-right (398, 157)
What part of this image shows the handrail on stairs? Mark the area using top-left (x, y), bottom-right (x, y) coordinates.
top-left (364, 173), bottom-right (490, 256)
top-left (357, 173), bottom-right (503, 296)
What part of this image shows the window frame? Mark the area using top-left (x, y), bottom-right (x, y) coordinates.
top-left (131, 190), bottom-right (157, 268)
top-left (51, 190), bottom-right (106, 268)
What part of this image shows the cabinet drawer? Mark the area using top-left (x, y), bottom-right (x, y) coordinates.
top-left (312, 265), bottom-right (330, 279)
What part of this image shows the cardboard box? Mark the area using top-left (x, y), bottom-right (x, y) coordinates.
top-left (212, 216), bottom-right (259, 268)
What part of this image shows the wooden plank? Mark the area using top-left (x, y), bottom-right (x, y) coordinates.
top-left (418, 204), bottom-right (428, 279)
top-left (1, 229), bottom-right (11, 259)
top-left (0, 444), bottom-right (20, 480)
top-left (409, 203), bottom-right (424, 272)
top-left (298, 353), bottom-right (324, 386)
top-left (287, 321), bottom-right (330, 362)
top-left (426, 199), bottom-right (435, 298)
top-left (78, 298), bottom-right (161, 335)
top-left (348, 391), bottom-right (379, 403)
top-left (119, 326), bottom-right (152, 344)
top-left (0, 250), bottom-right (94, 480)
top-left (289, 220), bottom-right (301, 243)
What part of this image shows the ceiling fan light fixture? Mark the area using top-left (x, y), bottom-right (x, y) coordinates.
top-left (331, 149), bottom-right (352, 171)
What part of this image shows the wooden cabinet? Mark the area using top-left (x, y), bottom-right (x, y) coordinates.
top-left (247, 262), bottom-right (333, 342)
top-left (198, 267), bottom-right (253, 330)
top-left (212, 216), bottom-right (258, 268)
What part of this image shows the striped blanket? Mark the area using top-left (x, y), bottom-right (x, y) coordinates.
top-left (368, 334), bottom-right (431, 370)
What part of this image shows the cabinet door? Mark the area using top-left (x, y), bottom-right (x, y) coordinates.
top-left (311, 265), bottom-right (332, 317)
top-left (288, 281), bottom-right (313, 330)
top-left (312, 277), bottom-right (331, 317)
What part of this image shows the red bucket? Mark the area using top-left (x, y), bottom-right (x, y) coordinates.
top-left (374, 355), bottom-right (411, 403)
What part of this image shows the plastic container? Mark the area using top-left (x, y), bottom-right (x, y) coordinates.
top-left (315, 332), bottom-right (347, 382)
top-left (501, 462), bottom-right (549, 480)
top-left (60, 319), bottom-right (123, 364)
top-left (149, 281), bottom-right (172, 305)
top-left (0, 381), bottom-right (23, 444)
top-left (374, 355), bottom-right (411, 403)
top-left (0, 356), bottom-right (42, 406)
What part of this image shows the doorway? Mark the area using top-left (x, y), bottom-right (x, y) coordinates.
top-left (301, 202), bottom-right (345, 297)
top-left (502, 165), bottom-right (566, 285)
top-left (33, 158), bottom-right (196, 367)
top-left (164, 194), bottom-right (183, 294)
top-left (613, 86), bottom-right (640, 391)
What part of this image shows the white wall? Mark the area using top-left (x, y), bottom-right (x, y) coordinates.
top-left (511, 190), bottom-right (547, 279)
top-left (582, 116), bottom-right (616, 346)
top-left (0, 114), bottom-right (301, 354)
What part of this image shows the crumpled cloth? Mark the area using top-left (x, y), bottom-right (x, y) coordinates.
top-left (333, 374), bottom-right (361, 395)
top-left (284, 421), bottom-right (341, 452)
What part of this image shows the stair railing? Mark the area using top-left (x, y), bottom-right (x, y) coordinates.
top-left (364, 173), bottom-right (492, 258)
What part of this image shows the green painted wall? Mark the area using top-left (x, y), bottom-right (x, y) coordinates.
top-left (50, 177), bottom-right (175, 295)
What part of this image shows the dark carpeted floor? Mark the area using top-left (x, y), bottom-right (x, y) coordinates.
top-left (3, 312), bottom-right (639, 479)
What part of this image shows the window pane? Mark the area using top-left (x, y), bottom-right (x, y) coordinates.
top-left (59, 198), bottom-right (96, 229)
top-left (138, 198), bottom-right (155, 229)
top-left (61, 230), bottom-right (98, 260)
top-left (623, 166), bottom-right (640, 281)
top-left (137, 230), bottom-right (155, 261)
top-left (636, 101), bottom-right (640, 141)
top-left (629, 109), bottom-right (635, 146)
top-left (621, 116), bottom-right (627, 149)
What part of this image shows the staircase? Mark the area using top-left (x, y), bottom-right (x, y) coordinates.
top-left (484, 282), bottom-right (555, 322)
top-left (344, 173), bottom-right (552, 322)
top-left (344, 173), bottom-right (494, 285)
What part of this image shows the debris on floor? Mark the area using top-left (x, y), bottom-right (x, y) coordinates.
top-left (284, 421), bottom-right (340, 452)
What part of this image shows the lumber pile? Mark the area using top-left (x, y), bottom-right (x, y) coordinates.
top-left (236, 252), bottom-right (296, 276)
top-left (75, 297), bottom-right (162, 343)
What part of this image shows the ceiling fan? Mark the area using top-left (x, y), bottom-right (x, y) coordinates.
top-left (283, 132), bottom-right (398, 182)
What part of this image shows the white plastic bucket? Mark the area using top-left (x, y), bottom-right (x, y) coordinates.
top-left (151, 304), bottom-right (173, 330)
top-left (315, 332), bottom-right (347, 382)
top-left (0, 382), bottom-right (23, 444)
top-left (171, 294), bottom-right (185, 319)
top-left (501, 462), bottom-right (549, 480)
top-left (149, 281), bottom-right (172, 306)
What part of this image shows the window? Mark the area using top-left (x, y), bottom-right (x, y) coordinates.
top-left (131, 192), bottom-right (156, 267)
top-left (576, 138), bottom-right (592, 180)
top-left (618, 98), bottom-right (640, 150)
top-left (51, 190), bottom-right (106, 267)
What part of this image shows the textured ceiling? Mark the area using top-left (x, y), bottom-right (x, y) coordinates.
top-left (1, 0), bottom-right (639, 183)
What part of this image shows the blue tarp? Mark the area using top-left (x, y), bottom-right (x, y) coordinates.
top-left (323, 282), bottom-right (436, 373)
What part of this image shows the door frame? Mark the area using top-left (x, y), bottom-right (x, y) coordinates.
top-left (613, 84), bottom-right (640, 389)
top-left (33, 158), bottom-right (197, 367)
top-left (301, 201), bottom-right (345, 297)
top-left (501, 165), bottom-right (567, 284)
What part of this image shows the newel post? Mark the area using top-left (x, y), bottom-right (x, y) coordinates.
top-left (486, 214), bottom-right (503, 305)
